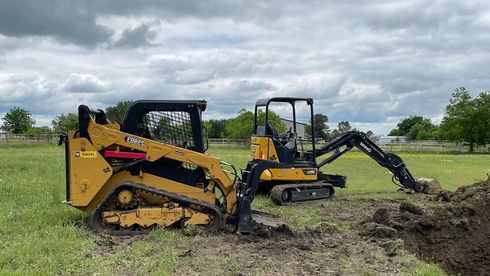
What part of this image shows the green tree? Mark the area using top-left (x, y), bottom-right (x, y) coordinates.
top-left (225, 109), bottom-right (253, 139)
top-left (337, 121), bottom-right (352, 134)
top-left (1, 107), bottom-right (35, 134)
top-left (52, 113), bottom-right (79, 132)
top-left (306, 114), bottom-right (329, 139)
top-left (474, 92), bottom-right (490, 145)
top-left (152, 117), bottom-right (174, 141)
top-left (203, 119), bottom-right (229, 138)
top-left (106, 100), bottom-right (133, 125)
top-left (225, 109), bottom-right (285, 139)
top-left (25, 126), bottom-right (53, 135)
top-left (389, 115), bottom-right (437, 140)
top-left (407, 121), bottom-right (437, 140)
top-left (366, 130), bottom-right (375, 140)
top-left (389, 115), bottom-right (426, 136)
top-left (439, 87), bottom-right (490, 152)
top-left (330, 129), bottom-right (341, 139)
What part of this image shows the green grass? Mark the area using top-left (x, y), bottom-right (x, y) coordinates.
top-left (1, 144), bottom-right (488, 274)
top-left (398, 251), bottom-right (447, 276)
top-left (0, 145), bottom-right (178, 275)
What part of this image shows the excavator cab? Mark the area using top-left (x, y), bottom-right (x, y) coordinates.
top-left (251, 97), bottom-right (316, 166)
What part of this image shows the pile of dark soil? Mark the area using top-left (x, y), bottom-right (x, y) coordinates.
top-left (251, 223), bottom-right (295, 238)
top-left (361, 180), bottom-right (490, 275)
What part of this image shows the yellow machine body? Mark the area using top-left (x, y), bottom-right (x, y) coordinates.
top-left (65, 114), bottom-right (237, 231)
top-left (250, 135), bottom-right (317, 182)
top-left (250, 136), bottom-right (280, 162)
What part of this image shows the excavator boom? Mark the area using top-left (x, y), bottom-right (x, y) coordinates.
top-left (312, 131), bottom-right (419, 192)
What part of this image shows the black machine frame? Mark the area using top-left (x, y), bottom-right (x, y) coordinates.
top-left (122, 100), bottom-right (208, 153)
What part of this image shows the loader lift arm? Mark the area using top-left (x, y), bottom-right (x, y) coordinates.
top-left (313, 131), bottom-right (419, 192)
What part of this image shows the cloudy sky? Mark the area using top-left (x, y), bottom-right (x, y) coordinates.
top-left (1, 1), bottom-right (489, 135)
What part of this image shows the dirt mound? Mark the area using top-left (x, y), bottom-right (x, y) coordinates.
top-left (252, 223), bottom-right (295, 238)
top-left (399, 201), bottom-right (424, 215)
top-left (363, 180), bottom-right (490, 275)
top-left (360, 223), bottom-right (397, 238)
top-left (434, 179), bottom-right (490, 203)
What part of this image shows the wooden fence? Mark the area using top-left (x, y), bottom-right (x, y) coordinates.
top-left (207, 138), bottom-right (490, 153)
top-left (0, 134), bottom-right (57, 145)
top-left (1, 134), bottom-right (488, 153)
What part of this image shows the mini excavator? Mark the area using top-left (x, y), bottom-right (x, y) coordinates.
top-left (60, 99), bottom-right (426, 234)
top-left (250, 97), bottom-right (425, 204)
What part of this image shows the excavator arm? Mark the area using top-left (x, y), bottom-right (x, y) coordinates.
top-left (313, 131), bottom-right (419, 192)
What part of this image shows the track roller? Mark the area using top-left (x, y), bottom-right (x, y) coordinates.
top-left (91, 182), bottom-right (223, 235)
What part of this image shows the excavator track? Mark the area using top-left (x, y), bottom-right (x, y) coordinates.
top-left (270, 182), bottom-right (334, 205)
top-left (91, 182), bottom-right (223, 235)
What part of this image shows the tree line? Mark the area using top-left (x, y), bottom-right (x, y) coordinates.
top-left (1, 99), bottom-right (354, 140)
top-left (1, 87), bottom-right (489, 151)
top-left (0, 101), bottom-right (134, 135)
top-left (306, 113), bottom-right (375, 140)
top-left (387, 87), bottom-right (490, 152)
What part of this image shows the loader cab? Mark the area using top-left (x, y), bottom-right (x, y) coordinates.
top-left (121, 100), bottom-right (208, 153)
top-left (251, 97), bottom-right (316, 166)
top-left (119, 100), bottom-right (209, 187)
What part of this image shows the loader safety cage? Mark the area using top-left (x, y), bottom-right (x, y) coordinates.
top-left (122, 100), bottom-right (207, 153)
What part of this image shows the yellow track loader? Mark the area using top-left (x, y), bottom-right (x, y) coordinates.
top-left (60, 99), bottom-right (430, 234)
top-left (60, 101), bottom-right (280, 234)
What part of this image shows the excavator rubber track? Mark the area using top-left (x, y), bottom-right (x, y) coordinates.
top-left (91, 182), bottom-right (224, 235)
top-left (270, 182), bottom-right (335, 205)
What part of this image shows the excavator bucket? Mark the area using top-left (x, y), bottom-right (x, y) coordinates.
top-left (416, 178), bottom-right (442, 194)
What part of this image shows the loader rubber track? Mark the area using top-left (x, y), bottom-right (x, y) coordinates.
top-left (91, 182), bottom-right (223, 235)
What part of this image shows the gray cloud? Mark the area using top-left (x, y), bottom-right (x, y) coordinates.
top-left (111, 23), bottom-right (158, 48)
top-left (94, 1), bottom-right (278, 21)
top-left (0, 74), bottom-right (54, 108)
top-left (1, 1), bottom-right (490, 134)
top-left (59, 73), bottom-right (108, 93)
top-left (0, 0), bottom-right (113, 46)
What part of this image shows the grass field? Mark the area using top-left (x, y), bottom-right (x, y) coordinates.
top-left (0, 144), bottom-right (488, 275)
